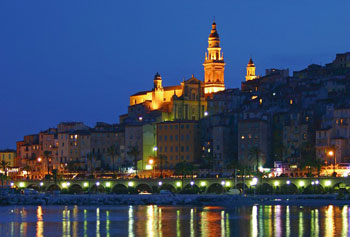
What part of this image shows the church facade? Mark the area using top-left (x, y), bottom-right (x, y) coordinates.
top-left (128, 21), bottom-right (226, 122)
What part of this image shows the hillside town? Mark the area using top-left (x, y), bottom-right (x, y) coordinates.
top-left (2, 22), bottom-right (350, 180)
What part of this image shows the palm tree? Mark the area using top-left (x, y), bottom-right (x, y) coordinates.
top-left (52, 169), bottom-right (58, 184)
top-left (127, 146), bottom-right (140, 177)
top-left (107, 145), bottom-right (119, 171)
top-left (157, 154), bottom-right (167, 178)
top-left (0, 160), bottom-right (9, 176)
top-left (43, 150), bottom-right (51, 176)
top-left (248, 146), bottom-right (262, 176)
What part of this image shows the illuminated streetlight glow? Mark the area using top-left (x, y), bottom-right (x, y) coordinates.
top-left (37, 157), bottom-right (42, 162)
top-left (190, 181), bottom-right (194, 186)
top-left (325, 180), bottom-right (332, 187)
top-left (83, 182), bottom-right (89, 187)
top-left (200, 181), bottom-right (206, 187)
top-left (149, 159), bottom-right (154, 165)
top-left (128, 181), bottom-right (134, 187)
top-left (221, 181), bottom-right (225, 186)
top-left (274, 181), bottom-right (279, 186)
top-left (299, 181), bottom-right (305, 187)
top-left (286, 180), bottom-right (291, 185)
top-left (40, 182), bottom-right (44, 187)
top-left (158, 181), bottom-right (162, 186)
top-left (176, 182), bottom-right (181, 187)
top-left (96, 182), bottom-right (100, 186)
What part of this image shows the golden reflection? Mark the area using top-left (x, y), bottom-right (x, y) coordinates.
top-left (159, 208), bottom-right (162, 237)
top-left (62, 207), bottom-right (70, 236)
top-left (251, 206), bottom-right (258, 237)
top-left (263, 206), bottom-right (272, 236)
top-left (220, 210), bottom-right (225, 236)
top-left (177, 210), bottom-right (181, 237)
top-left (36, 206), bottom-right (43, 237)
top-left (274, 205), bottom-right (281, 237)
top-left (73, 205), bottom-right (78, 237)
top-left (106, 210), bottom-right (110, 237)
top-left (190, 208), bottom-right (195, 237)
top-left (146, 205), bottom-right (155, 237)
top-left (258, 206), bottom-right (264, 236)
top-left (325, 205), bottom-right (334, 237)
top-left (311, 209), bottom-right (319, 236)
top-left (315, 209), bottom-right (319, 236)
top-left (129, 206), bottom-right (134, 237)
top-left (84, 209), bottom-right (87, 237)
top-left (299, 210), bottom-right (303, 236)
top-left (10, 221), bottom-right (14, 236)
top-left (225, 212), bottom-right (230, 236)
top-left (342, 206), bottom-right (348, 236)
top-left (285, 206), bottom-right (290, 237)
top-left (20, 207), bottom-right (28, 236)
top-left (96, 208), bottom-right (100, 237)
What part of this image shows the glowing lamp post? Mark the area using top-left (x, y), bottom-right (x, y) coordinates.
top-left (327, 149), bottom-right (336, 176)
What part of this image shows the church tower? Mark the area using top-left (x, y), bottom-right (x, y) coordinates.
top-left (245, 57), bottom-right (257, 81)
top-left (203, 21), bottom-right (225, 95)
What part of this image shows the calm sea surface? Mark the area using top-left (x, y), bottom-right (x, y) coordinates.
top-left (0, 204), bottom-right (348, 236)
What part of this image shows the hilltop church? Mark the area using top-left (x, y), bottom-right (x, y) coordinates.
top-left (123, 21), bottom-right (257, 123)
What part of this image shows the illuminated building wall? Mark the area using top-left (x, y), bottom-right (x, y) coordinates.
top-left (0, 149), bottom-right (16, 167)
top-left (129, 73), bottom-right (182, 111)
top-left (156, 120), bottom-right (200, 168)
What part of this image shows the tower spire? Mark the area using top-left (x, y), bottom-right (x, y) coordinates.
top-left (203, 21), bottom-right (225, 95)
top-left (246, 57), bottom-right (257, 81)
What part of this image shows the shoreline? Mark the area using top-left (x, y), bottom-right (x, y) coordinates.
top-left (1, 194), bottom-right (349, 207)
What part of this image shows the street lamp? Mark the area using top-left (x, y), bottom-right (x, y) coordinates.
top-left (327, 149), bottom-right (336, 176)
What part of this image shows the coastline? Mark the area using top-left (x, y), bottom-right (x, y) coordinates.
top-left (0, 194), bottom-right (349, 206)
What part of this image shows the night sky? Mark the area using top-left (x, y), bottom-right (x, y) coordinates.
top-left (1, 0), bottom-right (349, 149)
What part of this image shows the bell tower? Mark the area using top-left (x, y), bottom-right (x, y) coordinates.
top-left (246, 57), bottom-right (257, 81)
top-left (203, 21), bottom-right (226, 95)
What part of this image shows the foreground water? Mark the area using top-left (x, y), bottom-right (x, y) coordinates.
top-left (0, 205), bottom-right (348, 236)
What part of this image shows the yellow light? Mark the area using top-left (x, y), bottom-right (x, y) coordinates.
top-left (176, 182), bottom-right (181, 187)
top-left (299, 181), bottom-right (305, 187)
top-left (149, 159), bottom-right (154, 165)
top-left (62, 183), bottom-right (67, 188)
top-left (274, 181), bottom-right (279, 186)
top-left (37, 157), bottom-right (42, 162)
top-left (328, 151), bottom-right (334, 156)
top-left (200, 181), bottom-right (206, 187)
top-left (128, 181), bottom-right (134, 187)
top-left (19, 182), bottom-right (25, 188)
top-left (325, 180), bottom-right (332, 187)
top-left (106, 182), bottom-right (111, 187)
top-left (145, 164), bottom-right (152, 170)
top-left (225, 181), bottom-right (231, 187)
top-left (83, 182), bottom-right (89, 187)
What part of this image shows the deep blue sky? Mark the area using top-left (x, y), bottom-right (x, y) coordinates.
top-left (1, 0), bottom-right (349, 149)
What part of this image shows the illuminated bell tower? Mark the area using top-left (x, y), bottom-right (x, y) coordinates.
top-left (246, 57), bottom-right (257, 81)
top-left (203, 21), bottom-right (226, 95)
top-left (152, 72), bottom-right (164, 110)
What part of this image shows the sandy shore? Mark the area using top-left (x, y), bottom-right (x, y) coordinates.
top-left (1, 194), bottom-right (349, 206)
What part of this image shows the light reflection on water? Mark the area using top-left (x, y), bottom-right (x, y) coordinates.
top-left (0, 205), bottom-right (349, 236)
